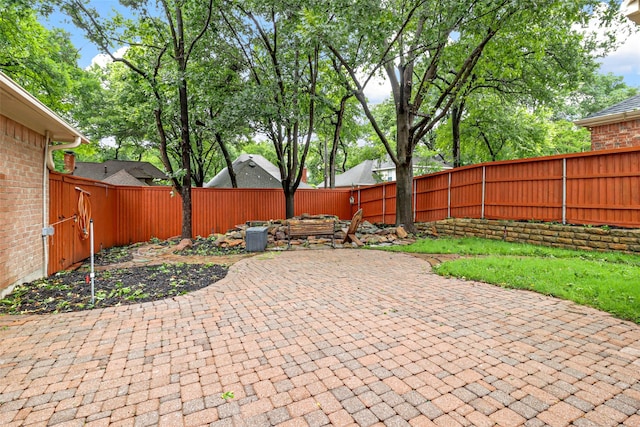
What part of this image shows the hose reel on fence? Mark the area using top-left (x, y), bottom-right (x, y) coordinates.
top-left (75, 187), bottom-right (92, 240)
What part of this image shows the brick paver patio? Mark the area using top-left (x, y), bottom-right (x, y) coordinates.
top-left (1, 250), bottom-right (639, 426)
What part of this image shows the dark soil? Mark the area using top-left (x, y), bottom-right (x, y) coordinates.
top-left (175, 235), bottom-right (246, 256)
top-left (93, 244), bottom-right (136, 265)
top-left (0, 263), bottom-right (227, 315)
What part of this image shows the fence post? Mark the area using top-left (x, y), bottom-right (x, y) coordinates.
top-left (562, 158), bottom-right (567, 225)
top-left (481, 166), bottom-right (486, 219)
top-left (447, 172), bottom-right (452, 218)
top-left (382, 184), bottom-right (386, 224)
top-left (413, 179), bottom-right (417, 222)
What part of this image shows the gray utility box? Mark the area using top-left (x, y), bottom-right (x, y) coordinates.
top-left (246, 226), bottom-right (269, 252)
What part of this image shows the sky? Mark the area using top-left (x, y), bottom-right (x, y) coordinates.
top-left (42, 1), bottom-right (640, 105)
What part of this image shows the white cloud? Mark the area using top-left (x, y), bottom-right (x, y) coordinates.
top-left (87, 46), bottom-right (129, 69)
top-left (99, 136), bottom-right (117, 148)
top-left (362, 72), bottom-right (392, 105)
top-left (598, 29), bottom-right (640, 86)
top-left (578, 2), bottom-right (640, 86)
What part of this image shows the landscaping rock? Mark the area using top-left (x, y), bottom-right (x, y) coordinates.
top-left (173, 238), bottom-right (193, 253)
top-left (209, 214), bottom-right (425, 250)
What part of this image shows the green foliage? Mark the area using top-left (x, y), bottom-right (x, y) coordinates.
top-left (560, 72), bottom-right (640, 121)
top-left (435, 99), bottom-right (592, 164)
top-left (7, 0), bottom-right (630, 203)
top-left (0, 262), bottom-right (228, 315)
top-left (306, 0), bottom-right (626, 229)
top-left (221, 391), bottom-right (235, 400)
top-left (0, 1), bottom-right (81, 112)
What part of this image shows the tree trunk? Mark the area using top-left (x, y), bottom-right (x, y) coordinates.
top-left (180, 186), bottom-right (192, 239)
top-left (329, 96), bottom-right (348, 188)
top-left (395, 160), bottom-right (414, 232)
top-left (323, 138), bottom-right (328, 189)
top-left (451, 104), bottom-right (462, 168)
top-left (285, 188), bottom-right (295, 219)
top-left (176, 12), bottom-right (192, 239)
top-left (395, 106), bottom-right (416, 233)
top-left (216, 133), bottom-right (237, 188)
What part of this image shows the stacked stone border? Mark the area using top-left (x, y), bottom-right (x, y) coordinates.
top-left (420, 218), bottom-right (640, 253)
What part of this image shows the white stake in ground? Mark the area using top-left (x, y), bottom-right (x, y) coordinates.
top-left (90, 219), bottom-right (95, 305)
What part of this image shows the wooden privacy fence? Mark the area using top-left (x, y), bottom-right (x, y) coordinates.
top-left (353, 146), bottom-right (640, 228)
top-left (48, 146), bottom-right (640, 275)
top-left (48, 174), bottom-right (118, 276)
top-left (48, 174), bottom-right (352, 274)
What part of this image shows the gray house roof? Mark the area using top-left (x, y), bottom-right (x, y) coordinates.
top-left (320, 160), bottom-right (378, 188)
top-left (575, 95), bottom-right (640, 127)
top-left (321, 156), bottom-right (452, 188)
top-left (73, 160), bottom-right (167, 185)
top-left (205, 154), bottom-right (312, 189)
top-left (373, 157), bottom-right (452, 174)
top-left (102, 169), bottom-right (149, 186)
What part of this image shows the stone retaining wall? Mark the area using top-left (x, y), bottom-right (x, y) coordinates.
top-left (421, 218), bottom-right (640, 253)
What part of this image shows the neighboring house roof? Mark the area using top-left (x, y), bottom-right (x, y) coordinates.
top-left (101, 169), bottom-right (148, 186)
top-left (320, 160), bottom-right (378, 188)
top-left (373, 157), bottom-right (452, 174)
top-left (574, 95), bottom-right (640, 127)
top-left (73, 160), bottom-right (167, 184)
top-left (205, 154), bottom-right (313, 189)
top-left (0, 71), bottom-right (89, 144)
top-left (336, 159), bottom-right (377, 187)
top-left (321, 156), bottom-right (452, 188)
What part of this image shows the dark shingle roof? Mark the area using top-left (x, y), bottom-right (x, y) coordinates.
top-left (321, 160), bottom-right (377, 188)
top-left (101, 169), bottom-right (147, 186)
top-left (204, 154), bottom-right (312, 189)
top-left (73, 160), bottom-right (167, 182)
top-left (583, 95), bottom-right (640, 120)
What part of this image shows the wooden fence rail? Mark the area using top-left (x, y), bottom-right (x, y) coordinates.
top-left (48, 176), bottom-right (352, 274)
top-left (353, 146), bottom-right (640, 228)
top-left (48, 146), bottom-right (640, 275)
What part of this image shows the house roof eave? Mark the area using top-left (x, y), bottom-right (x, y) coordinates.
top-left (623, 0), bottom-right (640, 24)
top-left (0, 72), bottom-right (90, 144)
top-left (574, 109), bottom-right (640, 128)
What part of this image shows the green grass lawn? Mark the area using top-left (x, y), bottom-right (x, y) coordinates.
top-left (382, 237), bottom-right (640, 323)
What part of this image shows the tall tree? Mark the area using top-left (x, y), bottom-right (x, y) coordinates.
top-left (187, 33), bottom-right (251, 187)
top-left (311, 60), bottom-right (364, 188)
top-left (221, 0), bottom-right (319, 217)
top-left (444, 4), bottom-right (628, 168)
top-left (60, 0), bottom-right (216, 238)
top-left (71, 62), bottom-right (155, 161)
top-left (312, 0), bottom-right (623, 232)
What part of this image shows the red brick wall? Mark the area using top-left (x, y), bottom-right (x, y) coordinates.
top-left (0, 115), bottom-right (47, 295)
top-left (591, 118), bottom-right (640, 150)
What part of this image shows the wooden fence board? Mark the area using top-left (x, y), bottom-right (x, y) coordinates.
top-left (47, 146), bottom-right (640, 275)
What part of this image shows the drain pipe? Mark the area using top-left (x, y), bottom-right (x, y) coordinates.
top-left (46, 136), bottom-right (81, 171)
top-left (42, 132), bottom-right (50, 278)
top-left (42, 134), bottom-right (82, 278)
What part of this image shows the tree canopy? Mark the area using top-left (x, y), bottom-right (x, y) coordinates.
top-left (7, 0), bottom-right (635, 234)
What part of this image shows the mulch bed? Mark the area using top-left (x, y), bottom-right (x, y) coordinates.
top-left (1, 241), bottom-right (230, 315)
